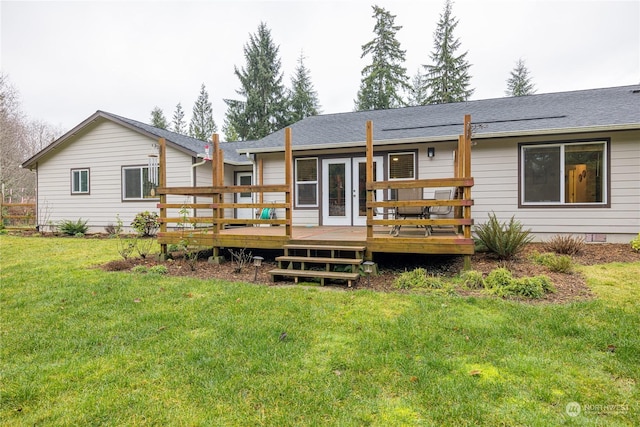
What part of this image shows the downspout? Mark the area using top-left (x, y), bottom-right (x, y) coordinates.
top-left (245, 151), bottom-right (257, 217)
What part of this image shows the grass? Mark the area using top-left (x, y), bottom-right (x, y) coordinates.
top-left (1, 235), bottom-right (639, 426)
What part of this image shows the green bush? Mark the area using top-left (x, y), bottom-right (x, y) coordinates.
top-left (57, 219), bottom-right (88, 236)
top-left (460, 270), bottom-right (484, 289)
top-left (131, 211), bottom-right (160, 237)
top-left (631, 233), bottom-right (640, 252)
top-left (131, 265), bottom-right (149, 274)
top-left (474, 213), bottom-right (533, 260)
top-left (149, 265), bottom-right (169, 275)
top-left (542, 234), bottom-right (584, 255)
top-left (394, 268), bottom-right (444, 290)
top-left (530, 252), bottom-right (574, 273)
top-left (484, 267), bottom-right (554, 299)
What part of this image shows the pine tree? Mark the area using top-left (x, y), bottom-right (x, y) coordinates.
top-left (150, 106), bottom-right (168, 129)
top-left (407, 69), bottom-right (428, 106)
top-left (189, 84), bottom-right (217, 141)
top-left (171, 102), bottom-right (186, 134)
top-left (422, 0), bottom-right (474, 104)
top-left (506, 58), bottom-right (536, 96)
top-left (224, 22), bottom-right (288, 141)
top-left (288, 53), bottom-right (321, 123)
top-left (355, 5), bottom-right (410, 111)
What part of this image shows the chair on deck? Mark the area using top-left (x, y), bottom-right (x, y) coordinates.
top-left (390, 187), bottom-right (428, 237)
top-left (425, 189), bottom-right (453, 235)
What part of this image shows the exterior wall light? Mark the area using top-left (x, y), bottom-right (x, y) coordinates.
top-left (427, 147), bottom-right (435, 158)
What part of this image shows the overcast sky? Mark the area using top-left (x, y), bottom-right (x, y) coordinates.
top-left (2, 0), bottom-right (638, 134)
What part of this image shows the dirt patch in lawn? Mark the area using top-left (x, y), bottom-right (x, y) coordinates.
top-left (100, 242), bottom-right (640, 304)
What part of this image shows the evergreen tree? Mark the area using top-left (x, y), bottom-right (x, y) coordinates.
top-left (288, 53), bottom-right (321, 123)
top-left (222, 113), bottom-right (239, 142)
top-left (407, 69), bottom-right (428, 106)
top-left (189, 84), bottom-right (217, 141)
top-left (171, 102), bottom-right (186, 134)
top-left (506, 58), bottom-right (536, 96)
top-left (224, 22), bottom-right (288, 141)
top-left (422, 0), bottom-right (474, 104)
top-left (150, 106), bottom-right (168, 129)
top-left (355, 5), bottom-right (410, 111)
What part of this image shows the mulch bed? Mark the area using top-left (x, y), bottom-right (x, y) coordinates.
top-left (101, 243), bottom-right (640, 304)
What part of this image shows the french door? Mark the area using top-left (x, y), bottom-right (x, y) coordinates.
top-left (322, 157), bottom-right (383, 226)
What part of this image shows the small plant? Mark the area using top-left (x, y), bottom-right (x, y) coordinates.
top-left (460, 270), bottom-right (484, 289)
top-left (135, 237), bottom-right (155, 259)
top-left (149, 265), bottom-right (169, 275)
top-left (114, 215), bottom-right (135, 260)
top-left (131, 211), bottom-right (160, 237)
top-left (484, 267), bottom-right (554, 299)
top-left (228, 248), bottom-right (253, 273)
top-left (104, 223), bottom-right (117, 235)
top-left (131, 265), bottom-right (149, 274)
top-left (474, 213), bottom-right (534, 260)
top-left (631, 233), bottom-right (640, 252)
top-left (394, 268), bottom-right (444, 290)
top-left (530, 251), bottom-right (574, 273)
top-left (543, 234), bottom-right (584, 255)
top-left (57, 218), bottom-right (89, 236)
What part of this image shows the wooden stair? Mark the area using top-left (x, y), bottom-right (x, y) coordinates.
top-left (270, 244), bottom-right (365, 287)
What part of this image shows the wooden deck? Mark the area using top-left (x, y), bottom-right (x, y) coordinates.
top-left (158, 225), bottom-right (474, 257)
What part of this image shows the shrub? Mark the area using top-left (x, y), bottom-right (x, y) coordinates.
top-left (135, 237), bottom-right (155, 259)
top-left (543, 234), bottom-right (584, 255)
top-left (484, 267), bottom-right (554, 299)
top-left (394, 268), bottom-right (444, 290)
top-left (149, 265), bottom-right (169, 275)
top-left (131, 265), bottom-right (149, 274)
top-left (131, 211), bottom-right (160, 237)
top-left (631, 233), bottom-right (640, 252)
top-left (228, 248), bottom-right (253, 273)
top-left (530, 252), bottom-right (574, 274)
top-left (104, 223), bottom-right (117, 235)
top-left (57, 218), bottom-right (88, 236)
top-left (460, 270), bottom-right (484, 289)
top-left (474, 213), bottom-right (533, 260)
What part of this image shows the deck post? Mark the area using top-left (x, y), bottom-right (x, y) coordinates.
top-left (284, 128), bottom-right (292, 238)
top-left (158, 138), bottom-right (168, 258)
top-left (211, 134), bottom-right (221, 259)
top-left (463, 115), bottom-right (472, 270)
top-left (366, 120), bottom-right (374, 244)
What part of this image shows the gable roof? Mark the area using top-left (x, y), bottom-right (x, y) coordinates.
top-left (237, 85), bottom-right (640, 154)
top-left (21, 110), bottom-right (252, 169)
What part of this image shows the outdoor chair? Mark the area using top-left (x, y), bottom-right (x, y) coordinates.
top-left (390, 187), bottom-right (428, 236)
top-left (425, 189), bottom-right (453, 235)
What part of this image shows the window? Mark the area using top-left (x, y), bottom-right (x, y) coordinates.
top-left (295, 158), bottom-right (318, 206)
top-left (389, 152), bottom-right (415, 179)
top-left (122, 166), bottom-right (158, 200)
top-left (388, 152), bottom-right (415, 200)
top-left (71, 168), bottom-right (89, 194)
top-left (521, 140), bottom-right (607, 206)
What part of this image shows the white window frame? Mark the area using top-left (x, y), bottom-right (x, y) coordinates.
top-left (122, 165), bottom-right (158, 201)
top-left (295, 157), bottom-right (318, 207)
top-left (71, 168), bottom-right (90, 194)
top-left (520, 140), bottom-right (608, 206)
top-left (388, 152), bottom-right (415, 180)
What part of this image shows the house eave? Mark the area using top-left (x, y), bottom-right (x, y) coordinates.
top-left (237, 123), bottom-right (640, 155)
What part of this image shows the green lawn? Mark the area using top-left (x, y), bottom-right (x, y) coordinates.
top-left (1, 235), bottom-right (638, 426)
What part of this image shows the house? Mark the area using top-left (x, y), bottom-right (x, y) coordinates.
top-left (22, 85), bottom-right (640, 245)
top-left (236, 84), bottom-right (640, 244)
top-left (20, 111), bottom-right (255, 233)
